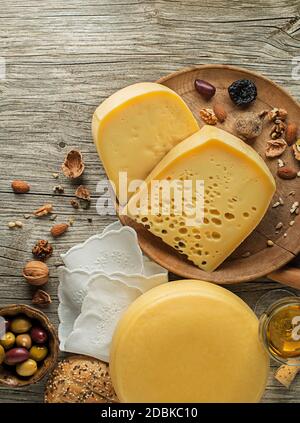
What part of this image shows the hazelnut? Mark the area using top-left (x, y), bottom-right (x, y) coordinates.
top-left (23, 261), bottom-right (49, 286)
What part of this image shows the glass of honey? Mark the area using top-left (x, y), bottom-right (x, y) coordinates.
top-left (259, 295), bottom-right (300, 366)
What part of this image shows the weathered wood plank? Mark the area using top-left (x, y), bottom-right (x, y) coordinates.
top-left (1, 0), bottom-right (300, 402)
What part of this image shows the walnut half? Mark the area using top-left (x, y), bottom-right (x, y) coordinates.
top-left (199, 108), bottom-right (218, 125)
top-left (265, 138), bottom-right (287, 158)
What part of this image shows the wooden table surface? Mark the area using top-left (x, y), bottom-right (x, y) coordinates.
top-left (0, 0), bottom-right (300, 403)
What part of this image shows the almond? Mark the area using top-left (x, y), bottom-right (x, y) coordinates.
top-left (213, 104), bottom-right (227, 123)
top-left (277, 166), bottom-right (297, 180)
top-left (11, 180), bottom-right (30, 193)
top-left (285, 122), bottom-right (298, 145)
top-left (50, 223), bottom-right (69, 237)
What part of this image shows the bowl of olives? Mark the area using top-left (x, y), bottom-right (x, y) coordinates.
top-left (0, 304), bottom-right (58, 387)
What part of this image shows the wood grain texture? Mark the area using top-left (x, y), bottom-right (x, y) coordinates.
top-left (0, 0), bottom-right (300, 403)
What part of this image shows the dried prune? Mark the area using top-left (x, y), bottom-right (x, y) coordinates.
top-left (228, 79), bottom-right (257, 106)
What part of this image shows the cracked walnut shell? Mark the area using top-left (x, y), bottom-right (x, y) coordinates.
top-left (62, 150), bottom-right (85, 179)
top-left (32, 290), bottom-right (52, 307)
top-left (265, 138), bottom-right (287, 158)
top-left (75, 185), bottom-right (91, 201)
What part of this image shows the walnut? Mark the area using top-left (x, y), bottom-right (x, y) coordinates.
top-left (32, 289), bottom-right (52, 307)
top-left (292, 139), bottom-right (300, 161)
top-left (234, 112), bottom-right (263, 143)
top-left (32, 240), bottom-right (53, 260)
top-left (34, 203), bottom-right (53, 217)
top-left (62, 150), bottom-right (85, 179)
top-left (270, 120), bottom-right (286, 139)
top-left (265, 139), bottom-right (287, 158)
top-left (199, 108), bottom-right (218, 125)
top-left (267, 108), bottom-right (288, 122)
top-left (23, 261), bottom-right (49, 286)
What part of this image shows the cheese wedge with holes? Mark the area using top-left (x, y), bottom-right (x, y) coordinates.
top-left (125, 126), bottom-right (276, 272)
top-left (110, 280), bottom-right (270, 403)
top-left (92, 83), bottom-right (199, 201)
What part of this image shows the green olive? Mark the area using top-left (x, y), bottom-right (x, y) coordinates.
top-left (29, 345), bottom-right (48, 362)
top-left (16, 334), bottom-right (32, 350)
top-left (16, 359), bottom-right (37, 377)
top-left (0, 345), bottom-right (5, 364)
top-left (10, 317), bottom-right (32, 334)
top-left (0, 332), bottom-right (15, 349)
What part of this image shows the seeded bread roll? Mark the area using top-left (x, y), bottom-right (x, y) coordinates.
top-left (44, 355), bottom-right (118, 403)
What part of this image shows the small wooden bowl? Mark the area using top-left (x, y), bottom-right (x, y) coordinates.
top-left (0, 304), bottom-right (58, 387)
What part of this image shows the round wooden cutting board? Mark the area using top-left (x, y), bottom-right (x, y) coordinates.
top-left (119, 64), bottom-right (300, 284)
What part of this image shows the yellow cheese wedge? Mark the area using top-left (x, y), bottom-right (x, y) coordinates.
top-left (110, 280), bottom-right (270, 403)
top-left (125, 126), bottom-right (276, 272)
top-left (92, 83), bottom-right (199, 201)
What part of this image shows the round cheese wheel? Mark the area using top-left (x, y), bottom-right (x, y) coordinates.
top-left (110, 280), bottom-right (269, 403)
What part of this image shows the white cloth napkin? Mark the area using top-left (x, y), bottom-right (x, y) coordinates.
top-left (58, 222), bottom-right (168, 361)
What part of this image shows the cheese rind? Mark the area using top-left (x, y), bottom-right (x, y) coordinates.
top-left (92, 83), bottom-right (199, 201)
top-left (126, 126), bottom-right (276, 271)
top-left (110, 280), bottom-right (270, 403)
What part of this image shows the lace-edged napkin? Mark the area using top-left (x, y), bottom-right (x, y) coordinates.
top-left (58, 222), bottom-right (168, 359)
top-left (63, 275), bottom-right (142, 362)
top-left (61, 226), bottom-right (144, 274)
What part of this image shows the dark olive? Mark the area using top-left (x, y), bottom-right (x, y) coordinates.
top-left (194, 79), bottom-right (216, 100)
top-left (30, 327), bottom-right (48, 344)
top-left (4, 347), bottom-right (29, 365)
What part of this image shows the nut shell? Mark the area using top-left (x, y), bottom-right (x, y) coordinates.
top-left (23, 261), bottom-right (49, 286)
top-left (32, 290), bottom-right (52, 307)
top-left (75, 185), bottom-right (91, 201)
top-left (62, 150), bottom-right (84, 179)
top-left (265, 139), bottom-right (287, 158)
top-left (44, 355), bottom-right (118, 403)
top-left (0, 305), bottom-right (58, 387)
